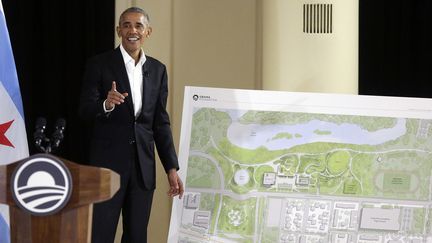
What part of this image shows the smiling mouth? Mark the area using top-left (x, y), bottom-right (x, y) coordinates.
top-left (128, 37), bottom-right (140, 41)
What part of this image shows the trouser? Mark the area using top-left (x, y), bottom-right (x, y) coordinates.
top-left (91, 156), bottom-right (154, 243)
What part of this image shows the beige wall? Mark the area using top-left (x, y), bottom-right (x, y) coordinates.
top-left (114, 1), bottom-right (260, 242)
top-left (262, 0), bottom-right (358, 93)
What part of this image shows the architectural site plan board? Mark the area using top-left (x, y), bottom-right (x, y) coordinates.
top-left (169, 86), bottom-right (432, 243)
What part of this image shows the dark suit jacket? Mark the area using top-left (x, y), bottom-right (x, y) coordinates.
top-left (79, 47), bottom-right (179, 190)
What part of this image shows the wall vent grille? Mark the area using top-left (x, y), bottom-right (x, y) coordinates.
top-left (303, 4), bottom-right (333, 34)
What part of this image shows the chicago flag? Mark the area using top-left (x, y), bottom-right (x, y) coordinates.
top-left (0, 1), bottom-right (29, 242)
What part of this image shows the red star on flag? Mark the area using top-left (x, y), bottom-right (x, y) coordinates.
top-left (0, 120), bottom-right (14, 148)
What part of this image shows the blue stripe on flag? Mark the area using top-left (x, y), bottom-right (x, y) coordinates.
top-left (0, 213), bottom-right (10, 243)
top-left (0, 2), bottom-right (25, 119)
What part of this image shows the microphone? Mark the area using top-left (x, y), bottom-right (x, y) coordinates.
top-left (51, 118), bottom-right (66, 150)
top-left (33, 117), bottom-right (47, 151)
top-left (144, 71), bottom-right (149, 77)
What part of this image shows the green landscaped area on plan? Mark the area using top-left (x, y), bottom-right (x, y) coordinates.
top-left (186, 108), bottom-right (432, 201)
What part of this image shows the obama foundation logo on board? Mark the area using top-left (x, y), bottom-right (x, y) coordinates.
top-left (10, 154), bottom-right (72, 216)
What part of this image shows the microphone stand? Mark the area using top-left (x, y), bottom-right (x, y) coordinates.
top-left (33, 118), bottom-right (66, 154)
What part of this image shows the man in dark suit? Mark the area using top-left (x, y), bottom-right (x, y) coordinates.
top-left (79, 7), bottom-right (183, 243)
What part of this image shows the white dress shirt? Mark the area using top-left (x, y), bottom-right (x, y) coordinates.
top-left (120, 44), bottom-right (146, 118)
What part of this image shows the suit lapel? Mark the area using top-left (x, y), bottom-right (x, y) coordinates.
top-left (141, 58), bottom-right (151, 116)
top-left (111, 48), bottom-right (134, 116)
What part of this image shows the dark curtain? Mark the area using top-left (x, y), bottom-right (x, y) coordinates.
top-left (3, 0), bottom-right (115, 164)
top-left (359, 0), bottom-right (432, 98)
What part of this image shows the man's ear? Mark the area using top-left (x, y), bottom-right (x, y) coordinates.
top-left (116, 26), bottom-right (121, 37)
top-left (146, 27), bottom-right (153, 38)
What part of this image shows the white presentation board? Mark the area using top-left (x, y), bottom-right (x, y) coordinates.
top-left (168, 86), bottom-right (432, 243)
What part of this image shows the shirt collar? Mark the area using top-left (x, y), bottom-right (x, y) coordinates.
top-left (119, 44), bottom-right (146, 66)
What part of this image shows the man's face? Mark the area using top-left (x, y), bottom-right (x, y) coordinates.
top-left (116, 12), bottom-right (151, 55)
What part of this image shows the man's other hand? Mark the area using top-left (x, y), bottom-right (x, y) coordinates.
top-left (167, 169), bottom-right (184, 199)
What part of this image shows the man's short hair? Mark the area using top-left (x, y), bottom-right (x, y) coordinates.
top-left (119, 7), bottom-right (150, 26)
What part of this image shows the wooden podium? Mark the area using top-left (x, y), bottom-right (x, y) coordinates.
top-left (0, 154), bottom-right (120, 243)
